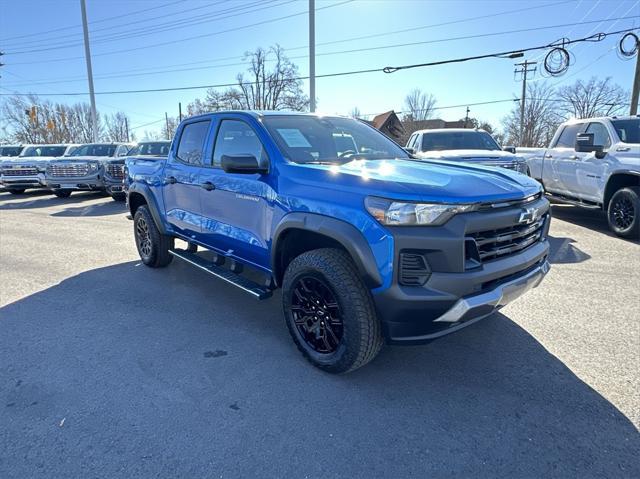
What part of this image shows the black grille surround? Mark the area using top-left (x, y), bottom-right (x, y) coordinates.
top-left (2, 167), bottom-right (38, 176)
top-left (467, 213), bottom-right (548, 263)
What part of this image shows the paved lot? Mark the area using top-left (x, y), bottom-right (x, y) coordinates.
top-left (1, 190), bottom-right (638, 478)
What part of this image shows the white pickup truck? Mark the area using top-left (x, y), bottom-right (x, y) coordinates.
top-left (521, 116), bottom-right (639, 239)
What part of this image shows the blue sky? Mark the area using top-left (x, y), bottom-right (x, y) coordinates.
top-left (1, 0), bottom-right (638, 137)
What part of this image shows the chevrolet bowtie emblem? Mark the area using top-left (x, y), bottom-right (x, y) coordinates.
top-left (518, 206), bottom-right (540, 224)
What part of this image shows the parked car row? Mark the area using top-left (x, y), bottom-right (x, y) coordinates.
top-left (0, 141), bottom-right (171, 201)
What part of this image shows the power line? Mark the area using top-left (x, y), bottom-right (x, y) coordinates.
top-left (6, 0), bottom-right (291, 54)
top-left (2, 27), bottom-right (636, 97)
top-left (3, 0), bottom-right (354, 59)
top-left (0, 1), bottom-right (227, 48)
top-left (2, 0), bottom-right (573, 65)
top-left (3, 16), bottom-right (637, 89)
top-left (0, 0), bottom-right (189, 43)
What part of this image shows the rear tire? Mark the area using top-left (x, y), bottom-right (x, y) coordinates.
top-left (607, 186), bottom-right (639, 239)
top-left (8, 188), bottom-right (25, 195)
top-left (282, 248), bottom-right (383, 374)
top-left (133, 205), bottom-right (174, 267)
top-left (53, 189), bottom-right (72, 198)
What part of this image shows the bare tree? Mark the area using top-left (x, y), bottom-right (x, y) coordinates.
top-left (164, 116), bottom-right (179, 140)
top-left (236, 45), bottom-right (308, 111)
top-left (187, 45), bottom-right (308, 115)
top-left (349, 106), bottom-right (362, 118)
top-left (557, 77), bottom-right (628, 118)
top-left (502, 82), bottom-right (561, 147)
top-left (403, 89), bottom-right (437, 121)
top-left (105, 112), bottom-right (130, 142)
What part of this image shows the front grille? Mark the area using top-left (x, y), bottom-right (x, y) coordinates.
top-left (468, 214), bottom-right (547, 262)
top-left (106, 163), bottom-right (124, 179)
top-left (48, 163), bottom-right (90, 177)
top-left (399, 251), bottom-right (431, 286)
top-left (2, 167), bottom-right (38, 176)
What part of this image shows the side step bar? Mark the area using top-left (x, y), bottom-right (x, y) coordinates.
top-left (545, 193), bottom-right (601, 209)
top-left (169, 249), bottom-right (272, 300)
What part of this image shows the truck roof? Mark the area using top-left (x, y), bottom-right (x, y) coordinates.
top-left (185, 110), bottom-right (348, 122)
top-left (563, 115), bottom-right (640, 124)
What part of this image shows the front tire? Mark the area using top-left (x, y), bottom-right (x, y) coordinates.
top-left (607, 187), bottom-right (639, 239)
top-left (53, 189), bottom-right (72, 198)
top-left (282, 248), bottom-right (383, 374)
top-left (133, 205), bottom-right (174, 267)
top-left (8, 188), bottom-right (25, 195)
top-left (111, 192), bottom-right (126, 202)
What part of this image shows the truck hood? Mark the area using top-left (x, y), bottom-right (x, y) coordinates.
top-left (53, 156), bottom-right (113, 163)
top-left (415, 149), bottom-right (521, 162)
top-left (2, 156), bottom-right (57, 166)
top-left (293, 158), bottom-right (541, 203)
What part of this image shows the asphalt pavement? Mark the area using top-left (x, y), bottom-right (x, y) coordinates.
top-left (1, 190), bottom-right (638, 478)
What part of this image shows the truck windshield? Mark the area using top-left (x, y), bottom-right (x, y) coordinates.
top-left (0, 146), bottom-right (24, 157)
top-left (128, 141), bottom-right (171, 156)
top-left (611, 119), bottom-right (639, 144)
top-left (421, 131), bottom-right (501, 151)
top-left (263, 116), bottom-right (410, 164)
top-left (71, 144), bottom-right (117, 157)
top-left (21, 145), bottom-right (67, 157)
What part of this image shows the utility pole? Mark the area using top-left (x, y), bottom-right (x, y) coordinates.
top-left (165, 112), bottom-right (170, 140)
top-left (80, 0), bottom-right (98, 142)
top-left (631, 47), bottom-right (640, 115)
top-left (464, 106), bottom-right (470, 128)
top-left (309, 0), bottom-right (316, 112)
top-left (514, 60), bottom-right (537, 145)
top-left (179, 102), bottom-right (183, 122)
top-left (124, 116), bottom-right (129, 142)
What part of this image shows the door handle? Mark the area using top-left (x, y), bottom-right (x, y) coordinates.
top-left (200, 181), bottom-right (215, 191)
top-left (568, 155), bottom-right (579, 160)
top-left (167, 176), bottom-right (177, 184)
top-left (544, 154), bottom-right (553, 158)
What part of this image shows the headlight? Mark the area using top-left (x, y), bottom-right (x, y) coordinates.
top-left (365, 196), bottom-right (477, 226)
top-left (87, 162), bottom-right (100, 173)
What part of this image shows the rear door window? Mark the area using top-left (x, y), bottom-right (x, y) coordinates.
top-left (176, 121), bottom-right (210, 165)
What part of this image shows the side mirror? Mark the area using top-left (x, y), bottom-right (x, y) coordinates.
top-left (575, 133), bottom-right (604, 158)
top-left (403, 147), bottom-right (416, 155)
top-left (503, 146), bottom-right (516, 154)
top-left (221, 154), bottom-right (267, 174)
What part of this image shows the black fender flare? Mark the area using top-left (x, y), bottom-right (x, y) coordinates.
top-left (271, 212), bottom-right (383, 288)
top-left (127, 183), bottom-right (168, 235)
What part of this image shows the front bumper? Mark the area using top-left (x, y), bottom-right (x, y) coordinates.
top-left (373, 197), bottom-right (551, 344)
top-left (104, 177), bottom-right (125, 195)
top-left (0, 173), bottom-right (47, 188)
top-left (46, 172), bottom-right (104, 191)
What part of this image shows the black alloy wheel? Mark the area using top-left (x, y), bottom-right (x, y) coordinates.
top-left (607, 187), bottom-right (640, 239)
top-left (290, 276), bottom-right (344, 354)
top-left (610, 195), bottom-right (634, 230)
top-left (135, 215), bottom-right (153, 260)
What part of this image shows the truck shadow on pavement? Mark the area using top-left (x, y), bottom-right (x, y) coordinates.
top-left (551, 204), bottom-right (639, 243)
top-left (1, 260), bottom-right (638, 477)
top-left (0, 191), bottom-right (107, 211)
top-left (50, 200), bottom-right (127, 218)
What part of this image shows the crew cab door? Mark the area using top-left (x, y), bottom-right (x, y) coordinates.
top-left (543, 122), bottom-right (584, 195)
top-left (198, 117), bottom-right (275, 271)
top-left (563, 121), bottom-right (613, 203)
top-left (162, 119), bottom-right (212, 238)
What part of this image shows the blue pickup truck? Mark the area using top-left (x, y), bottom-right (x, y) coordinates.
top-left (125, 111), bottom-right (551, 373)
